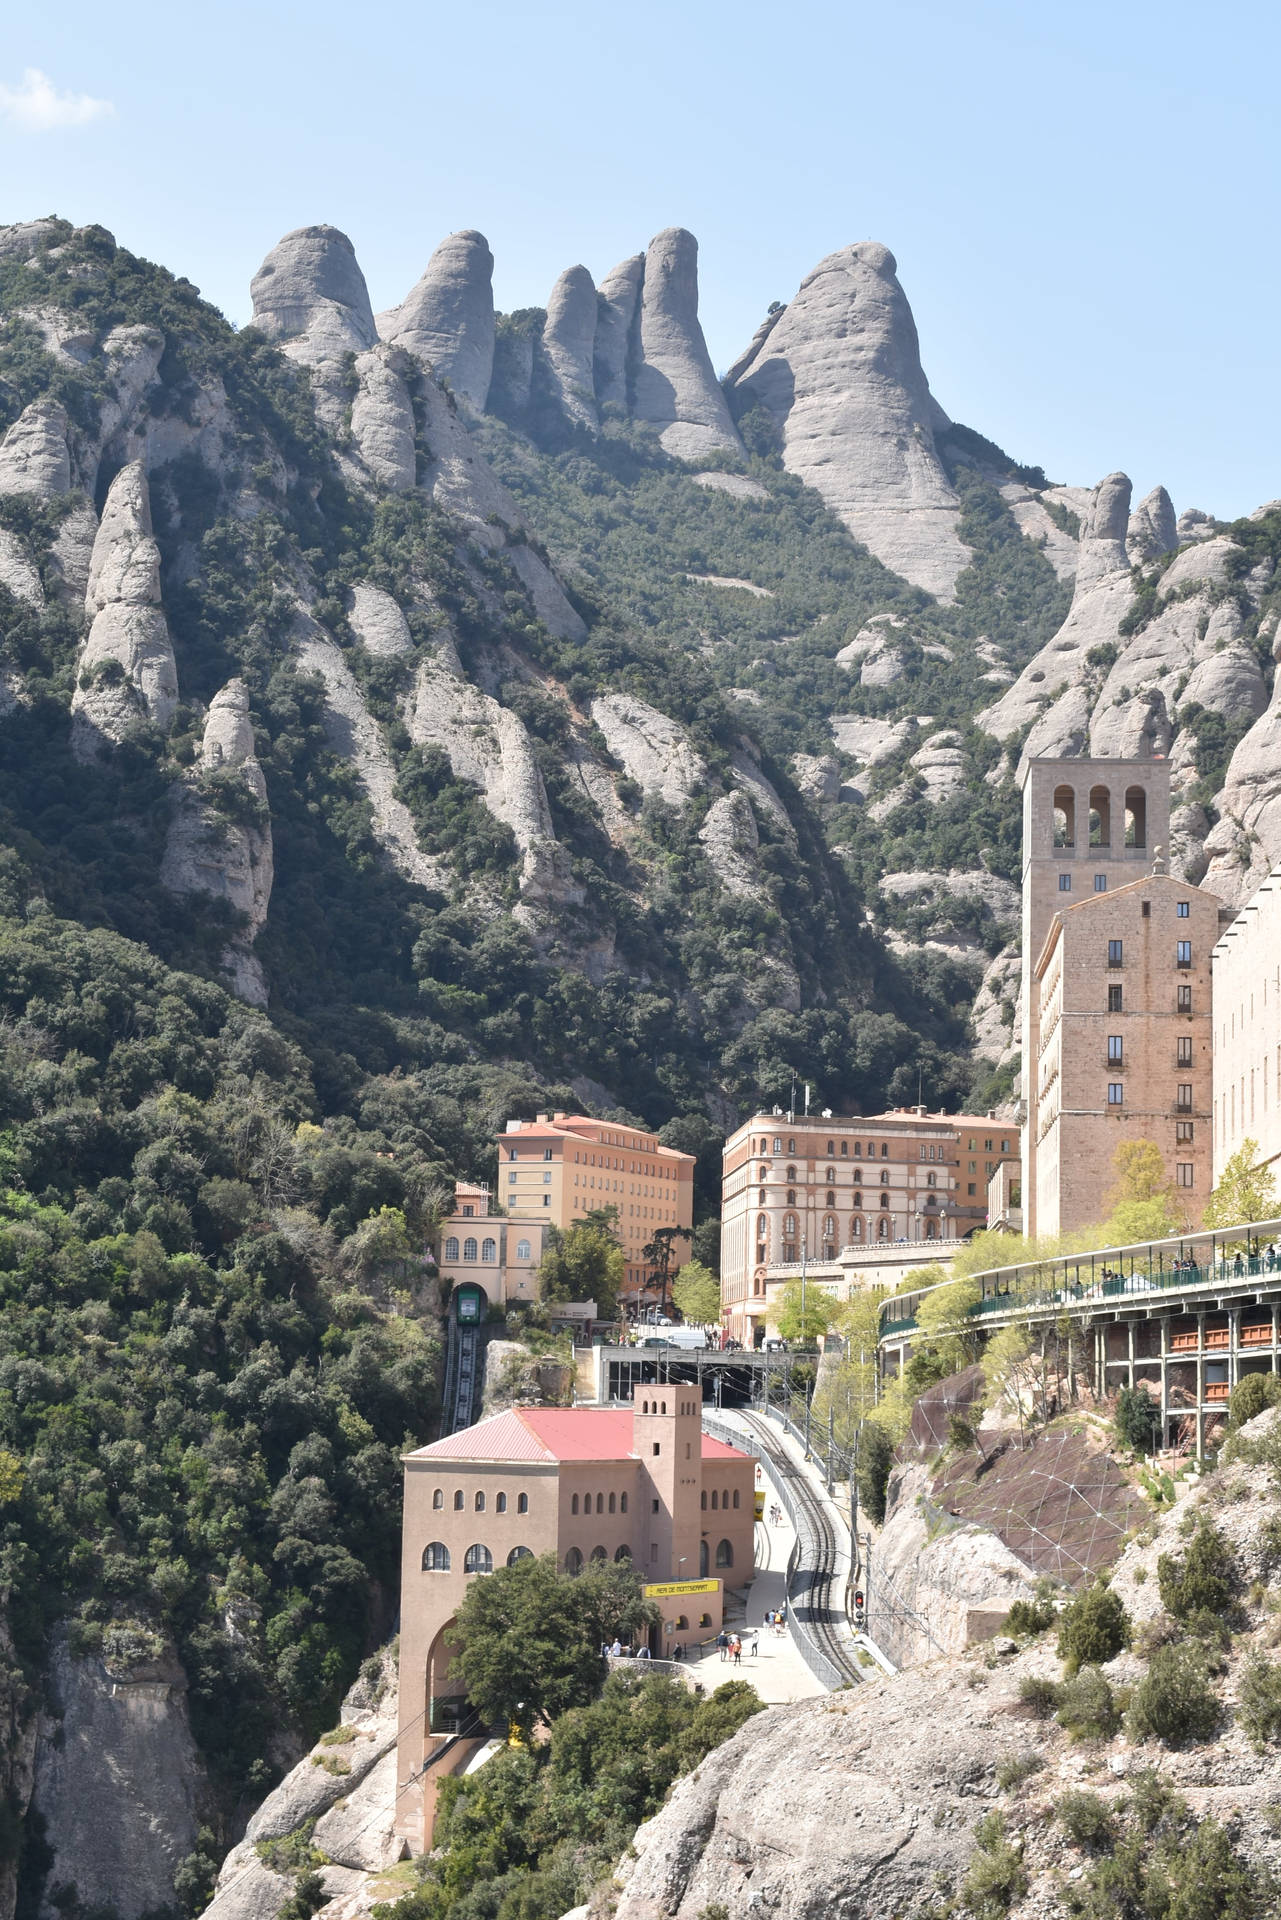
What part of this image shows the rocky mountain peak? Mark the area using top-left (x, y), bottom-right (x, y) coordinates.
top-left (543, 264), bottom-right (599, 431)
top-left (1126, 482), bottom-right (1177, 564)
top-left (249, 224), bottom-right (376, 364)
top-left (726, 239), bottom-right (970, 600)
top-left (633, 227), bottom-right (743, 460)
top-left (594, 252), bottom-right (644, 410)
top-left (378, 229), bottom-right (496, 412)
top-left (0, 399), bottom-right (72, 498)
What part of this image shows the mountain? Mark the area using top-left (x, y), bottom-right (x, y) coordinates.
top-left (0, 207), bottom-right (1279, 1916)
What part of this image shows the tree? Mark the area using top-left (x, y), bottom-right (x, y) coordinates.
top-left (1106, 1140), bottom-right (1180, 1242)
top-left (855, 1420), bottom-right (895, 1525)
top-left (982, 1322), bottom-right (1040, 1438)
top-left (641, 1224), bottom-right (692, 1314)
top-left (450, 1554), bottom-right (655, 1741)
top-left (912, 1268), bottom-right (981, 1375)
top-left (773, 1280), bottom-right (835, 1344)
top-left (1115, 1384), bottom-right (1160, 1454)
top-left (1056, 1581), bottom-right (1130, 1674)
top-left (1204, 1139), bottom-right (1278, 1233)
top-left (537, 1222), bottom-right (624, 1320)
top-left (671, 1260), bottom-right (720, 1325)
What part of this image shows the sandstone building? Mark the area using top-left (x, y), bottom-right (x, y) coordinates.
top-left (435, 1181), bottom-right (551, 1310)
top-left (499, 1113), bottom-right (695, 1311)
top-left (1021, 754), bottom-right (1220, 1238)
top-left (1212, 867), bottom-right (1281, 1180)
top-left (395, 1404), bottom-right (754, 1850)
top-left (719, 1110), bottom-right (1016, 1342)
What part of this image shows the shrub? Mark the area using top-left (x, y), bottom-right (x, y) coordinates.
top-left (1238, 1653), bottom-right (1281, 1752)
top-left (1228, 1371), bottom-right (1281, 1430)
top-left (1126, 1767), bottom-right (1185, 1834)
top-left (1057, 1582), bottom-right (1130, 1674)
top-left (1127, 1644), bottom-right (1219, 1745)
top-left (1005, 1588), bottom-right (1057, 1639)
top-left (995, 1750), bottom-right (1043, 1792)
top-left (1115, 1384), bottom-right (1160, 1454)
top-left (1157, 1520), bottom-right (1234, 1622)
top-left (1056, 1789), bottom-right (1115, 1848)
top-left (1017, 1674), bottom-right (1062, 1720)
top-left (961, 1812), bottom-right (1027, 1919)
top-left (1056, 1666), bottom-right (1120, 1741)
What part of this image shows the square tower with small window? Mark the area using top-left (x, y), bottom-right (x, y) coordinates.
top-left (1020, 756), bottom-right (1172, 1236)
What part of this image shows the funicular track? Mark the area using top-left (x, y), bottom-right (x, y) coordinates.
top-left (732, 1409), bottom-right (864, 1687)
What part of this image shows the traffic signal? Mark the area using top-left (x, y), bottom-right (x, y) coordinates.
top-left (853, 1590), bottom-right (866, 1628)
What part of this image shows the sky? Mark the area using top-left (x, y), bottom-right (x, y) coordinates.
top-left (2, 0), bottom-right (1278, 517)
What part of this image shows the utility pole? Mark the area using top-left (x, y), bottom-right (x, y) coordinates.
top-left (850, 1424), bottom-right (860, 1575)
top-left (826, 1405), bottom-right (834, 1493)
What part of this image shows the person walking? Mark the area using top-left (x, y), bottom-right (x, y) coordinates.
top-left (731, 1635), bottom-right (742, 1667)
top-left (637, 1641), bottom-right (651, 1661)
top-left (609, 1637), bottom-right (622, 1657)
top-left (716, 1628), bottom-right (729, 1661)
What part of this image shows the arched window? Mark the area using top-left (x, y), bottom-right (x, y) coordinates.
top-left (590, 1545), bottom-right (607, 1561)
top-left (516, 1239), bottom-right (531, 1261)
top-left (880, 1169), bottom-right (890, 1185)
top-left (608, 1492), bottom-right (616, 1513)
top-left (496, 1492), bottom-right (507, 1513)
top-left (732, 1489), bottom-right (740, 1508)
top-left (711, 1490), bottom-right (719, 1510)
top-left (615, 1544), bottom-right (631, 1561)
top-left (675, 1614), bottom-right (689, 1630)
top-left (507, 1546), bottom-right (533, 1566)
top-left (716, 1539), bottom-right (734, 1569)
top-left (475, 1490), bottom-right (485, 1511)
top-left (853, 1169), bottom-right (862, 1185)
top-left (481, 1237), bottom-right (496, 1263)
top-left (565, 1547), bottom-right (583, 1576)
top-left (787, 1138), bottom-right (795, 1153)
top-left (925, 1219), bottom-right (938, 1239)
top-left (786, 1190), bottom-right (796, 1208)
top-left (1125, 785), bottom-right (1147, 848)
top-left (1053, 784), bottom-right (1075, 849)
top-left (463, 1544), bottom-right (492, 1575)
top-left (517, 1492), bottom-right (528, 1514)
top-left (445, 1236), bottom-right (459, 1261)
top-left (699, 1540), bottom-right (709, 1577)
top-left (1089, 785), bottom-right (1111, 848)
top-left (701, 1489), bottom-right (707, 1509)
top-left (825, 1191), bottom-right (835, 1209)
top-left (823, 1213), bottom-right (836, 1250)
top-left (421, 1541), bottom-right (450, 1571)
top-left (699, 1612), bottom-right (712, 1627)
top-left (571, 1493), bottom-right (579, 1515)
top-left (756, 1214), bottom-right (769, 1258)
top-left (851, 1214), bottom-right (863, 1238)
top-left (877, 1216), bottom-right (889, 1240)
top-left (879, 1193), bottom-right (890, 1209)
top-left (596, 1492), bottom-right (604, 1514)
top-left (453, 1490), bottom-right (464, 1510)
top-left (619, 1493), bottom-right (628, 1513)
top-left (852, 1193), bottom-right (862, 1210)
top-left (463, 1237), bottom-right (478, 1262)
top-left (432, 1488), bottom-right (443, 1510)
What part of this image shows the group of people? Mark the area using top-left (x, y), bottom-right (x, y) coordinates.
top-left (714, 1628), bottom-right (756, 1663)
top-left (765, 1607), bottom-right (787, 1635)
top-left (604, 1638), bottom-right (651, 1661)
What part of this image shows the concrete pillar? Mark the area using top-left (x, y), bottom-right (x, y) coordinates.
top-left (1127, 1320), bottom-right (1136, 1391)
top-left (1159, 1315), bottom-right (1170, 1450)
top-left (1196, 1310), bottom-right (1206, 1461)
top-left (1230, 1307), bottom-right (1241, 1389)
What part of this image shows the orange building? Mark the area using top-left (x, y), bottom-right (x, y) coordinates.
top-left (395, 1403), bottom-right (754, 1850)
top-left (499, 1113), bottom-right (695, 1310)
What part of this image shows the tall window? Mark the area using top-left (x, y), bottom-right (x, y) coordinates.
top-left (1059, 874), bottom-right (1072, 893)
top-left (481, 1237), bottom-right (496, 1262)
top-left (1177, 1084), bottom-right (1193, 1112)
top-left (464, 1545), bottom-right (493, 1575)
top-left (517, 1492), bottom-right (529, 1514)
top-left (1176, 900), bottom-right (1190, 918)
top-left (564, 1548), bottom-right (583, 1576)
top-left (463, 1237), bottom-right (477, 1261)
top-left (1108, 985), bottom-right (1123, 1013)
top-left (1108, 940), bottom-right (1123, 968)
top-left (1108, 1084), bottom-right (1124, 1106)
top-left (1176, 1164), bottom-right (1195, 1188)
top-left (1108, 1036), bottom-right (1123, 1063)
top-left (1094, 875), bottom-right (1108, 893)
top-left (1178, 985), bottom-right (1192, 1013)
top-left (421, 1542), bottom-right (450, 1571)
top-left (1177, 1036), bottom-right (1193, 1066)
top-left (445, 1236), bottom-right (459, 1260)
top-left (516, 1239), bottom-right (531, 1260)
top-left (1176, 1121), bottom-right (1194, 1143)
top-left (715, 1539), bottom-right (734, 1569)
top-left (1176, 941), bottom-right (1192, 969)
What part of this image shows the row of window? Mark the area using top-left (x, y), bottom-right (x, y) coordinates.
top-left (1106, 939), bottom-right (1193, 967)
top-left (701, 1488), bottom-right (740, 1510)
top-left (422, 1542), bottom-right (533, 1572)
top-left (1105, 1036), bottom-right (1195, 1065)
top-left (1106, 984), bottom-right (1194, 1013)
top-left (757, 1136), bottom-right (893, 1158)
top-left (571, 1491), bottom-right (629, 1515)
top-left (1107, 1084), bottom-right (1195, 1111)
top-left (443, 1236), bottom-right (534, 1264)
top-left (758, 1213), bottom-right (912, 1255)
top-left (1050, 783), bottom-right (1147, 849)
top-left (432, 1488), bottom-right (530, 1513)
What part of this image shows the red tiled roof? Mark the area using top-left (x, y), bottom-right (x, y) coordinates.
top-left (406, 1406), bottom-right (750, 1465)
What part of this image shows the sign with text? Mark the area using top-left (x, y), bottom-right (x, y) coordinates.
top-left (642, 1577), bottom-right (720, 1599)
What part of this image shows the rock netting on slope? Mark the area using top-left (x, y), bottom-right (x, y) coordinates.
top-left (726, 242), bottom-right (970, 598)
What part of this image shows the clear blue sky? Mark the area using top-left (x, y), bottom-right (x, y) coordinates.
top-left (3, 0), bottom-right (1277, 517)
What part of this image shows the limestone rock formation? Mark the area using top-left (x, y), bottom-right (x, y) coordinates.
top-left (689, 470), bottom-right (770, 502)
top-left (71, 461), bottom-right (178, 755)
top-left (348, 346), bottom-right (416, 491)
top-left (30, 1631), bottom-right (204, 1920)
top-left (347, 583), bottom-right (413, 656)
top-left (698, 791), bottom-right (760, 898)
top-left (0, 399), bottom-right (71, 497)
top-left (407, 641), bottom-right (576, 905)
top-left (726, 242), bottom-right (970, 598)
top-left (593, 253), bottom-right (644, 411)
top-left (589, 693), bottom-right (706, 807)
top-left (378, 231), bottom-right (496, 413)
top-left (789, 752), bottom-right (842, 802)
top-left (161, 680), bottom-right (273, 1005)
top-left (1203, 622), bottom-right (1281, 902)
top-left (542, 266), bottom-right (598, 430)
top-left (1000, 481), bottom-right (1079, 580)
top-left (1126, 483), bottom-right (1177, 564)
top-left (632, 229), bottom-right (742, 461)
top-left (249, 225), bottom-right (376, 364)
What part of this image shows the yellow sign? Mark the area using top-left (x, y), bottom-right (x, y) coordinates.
top-left (642, 1577), bottom-right (720, 1599)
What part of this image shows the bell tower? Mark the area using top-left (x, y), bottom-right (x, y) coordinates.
top-left (633, 1390), bottom-right (702, 1587)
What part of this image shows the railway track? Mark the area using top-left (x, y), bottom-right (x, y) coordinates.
top-left (442, 1318), bottom-right (483, 1435)
top-left (734, 1409), bottom-right (864, 1687)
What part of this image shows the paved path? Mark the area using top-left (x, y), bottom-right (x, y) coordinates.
top-left (683, 1507), bottom-right (826, 1704)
